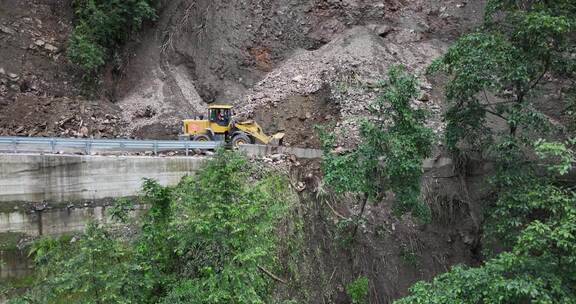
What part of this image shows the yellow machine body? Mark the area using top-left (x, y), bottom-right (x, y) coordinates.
top-left (181, 105), bottom-right (284, 146)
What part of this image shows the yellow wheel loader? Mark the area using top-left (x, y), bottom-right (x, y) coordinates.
top-left (179, 105), bottom-right (285, 148)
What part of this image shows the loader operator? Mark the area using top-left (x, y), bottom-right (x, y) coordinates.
top-left (215, 109), bottom-right (229, 126)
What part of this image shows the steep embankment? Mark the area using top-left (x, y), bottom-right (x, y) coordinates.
top-left (0, 1), bottom-right (483, 142)
top-left (0, 0), bottom-right (122, 138)
top-left (110, 0), bottom-right (485, 141)
top-left (276, 157), bottom-right (482, 303)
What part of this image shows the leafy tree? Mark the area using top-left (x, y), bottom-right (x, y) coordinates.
top-left (430, 0), bottom-right (575, 151)
top-left (320, 65), bottom-right (433, 224)
top-left (164, 150), bottom-right (292, 304)
top-left (11, 150), bottom-right (295, 304)
top-left (68, 0), bottom-right (157, 72)
top-left (397, 1), bottom-right (576, 303)
top-left (426, 0), bottom-right (576, 251)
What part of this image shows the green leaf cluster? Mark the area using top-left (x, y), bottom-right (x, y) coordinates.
top-left (18, 225), bottom-right (147, 304)
top-left (163, 151), bottom-right (291, 304)
top-left (320, 66), bottom-right (433, 222)
top-left (68, 0), bottom-right (157, 72)
top-left (346, 276), bottom-right (369, 304)
top-left (10, 150), bottom-right (294, 304)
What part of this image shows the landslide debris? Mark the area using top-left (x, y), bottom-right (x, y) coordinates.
top-left (111, 0), bottom-right (485, 141)
top-left (0, 95), bottom-right (121, 138)
top-left (0, 0), bottom-right (484, 141)
top-left (0, 1), bottom-right (484, 141)
top-left (237, 26), bottom-right (447, 148)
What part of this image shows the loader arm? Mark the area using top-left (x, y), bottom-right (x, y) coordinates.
top-left (234, 121), bottom-right (284, 145)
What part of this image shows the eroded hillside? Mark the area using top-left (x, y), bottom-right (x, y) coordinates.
top-left (1, 0), bottom-right (484, 143)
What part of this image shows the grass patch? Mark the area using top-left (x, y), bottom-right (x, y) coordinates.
top-left (0, 232), bottom-right (28, 251)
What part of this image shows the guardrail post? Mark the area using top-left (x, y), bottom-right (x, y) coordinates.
top-left (185, 142), bottom-right (189, 156)
top-left (12, 139), bottom-right (17, 153)
top-left (51, 139), bottom-right (56, 154)
top-left (120, 142), bottom-right (126, 154)
top-left (85, 141), bottom-right (90, 155)
top-left (153, 141), bottom-right (158, 155)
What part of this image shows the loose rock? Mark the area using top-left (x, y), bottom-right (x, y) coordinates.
top-left (44, 43), bottom-right (59, 52)
top-left (0, 25), bottom-right (16, 35)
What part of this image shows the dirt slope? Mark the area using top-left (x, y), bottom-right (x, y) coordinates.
top-left (268, 157), bottom-right (482, 303)
top-left (0, 0), bottom-right (484, 140)
top-left (111, 0), bottom-right (485, 141)
top-left (0, 0), bottom-right (122, 138)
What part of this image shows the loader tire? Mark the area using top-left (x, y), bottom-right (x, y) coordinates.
top-left (231, 133), bottom-right (252, 148)
top-left (192, 134), bottom-right (211, 141)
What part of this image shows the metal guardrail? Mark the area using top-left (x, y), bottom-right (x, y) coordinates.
top-left (0, 136), bottom-right (222, 156)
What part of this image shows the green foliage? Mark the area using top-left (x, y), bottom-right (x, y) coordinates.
top-left (0, 232), bottom-right (27, 251)
top-left (320, 66), bottom-right (433, 222)
top-left (346, 276), bottom-right (369, 304)
top-left (396, 185), bottom-right (576, 304)
top-left (397, 1), bottom-right (576, 303)
top-left (534, 139), bottom-right (576, 175)
top-left (16, 224), bottom-right (146, 304)
top-left (335, 217), bottom-right (361, 246)
top-left (67, 32), bottom-right (106, 72)
top-left (68, 0), bottom-right (156, 72)
top-left (430, 0), bottom-right (575, 151)
top-left (398, 138), bottom-right (576, 304)
top-left (165, 150), bottom-right (292, 304)
top-left (11, 150), bottom-right (294, 304)
top-left (399, 246), bottom-right (419, 268)
top-left (109, 197), bottom-right (134, 223)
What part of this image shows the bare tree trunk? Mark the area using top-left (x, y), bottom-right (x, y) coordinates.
top-left (352, 193), bottom-right (369, 239)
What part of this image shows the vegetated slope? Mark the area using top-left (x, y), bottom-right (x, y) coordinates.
top-left (279, 158), bottom-right (481, 303)
top-left (0, 0), bottom-right (122, 138)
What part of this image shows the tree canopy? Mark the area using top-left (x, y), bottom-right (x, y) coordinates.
top-left (397, 1), bottom-right (576, 302)
top-left (11, 150), bottom-right (296, 304)
top-left (320, 66), bottom-right (433, 223)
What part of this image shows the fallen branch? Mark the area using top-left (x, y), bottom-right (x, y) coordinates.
top-left (324, 199), bottom-right (346, 220)
top-left (257, 265), bottom-right (287, 284)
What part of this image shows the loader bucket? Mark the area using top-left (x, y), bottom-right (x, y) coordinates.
top-left (269, 132), bottom-right (285, 146)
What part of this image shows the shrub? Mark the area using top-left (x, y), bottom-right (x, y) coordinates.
top-left (68, 0), bottom-right (157, 72)
top-left (319, 66), bottom-right (433, 224)
top-left (347, 276), bottom-right (369, 304)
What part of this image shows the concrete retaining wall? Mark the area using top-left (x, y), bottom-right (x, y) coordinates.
top-left (0, 205), bottom-right (147, 235)
top-left (0, 154), bottom-right (206, 203)
top-left (239, 144), bottom-right (322, 159)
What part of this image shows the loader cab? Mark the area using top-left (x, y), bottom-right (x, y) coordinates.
top-left (208, 105), bottom-right (232, 133)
